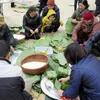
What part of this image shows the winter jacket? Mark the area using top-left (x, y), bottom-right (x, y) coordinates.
top-left (85, 31), bottom-right (100, 50)
top-left (63, 54), bottom-right (100, 100)
top-left (23, 12), bottom-right (41, 32)
top-left (42, 5), bottom-right (60, 25)
top-left (71, 8), bottom-right (89, 21)
top-left (72, 17), bottom-right (100, 41)
top-left (0, 23), bottom-right (17, 47)
top-left (95, 0), bottom-right (100, 6)
top-left (0, 77), bottom-right (32, 100)
top-left (0, 59), bottom-right (32, 100)
top-left (41, 9), bottom-right (63, 32)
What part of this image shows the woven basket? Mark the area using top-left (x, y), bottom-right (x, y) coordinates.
top-left (21, 54), bottom-right (49, 74)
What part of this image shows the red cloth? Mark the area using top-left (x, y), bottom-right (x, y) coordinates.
top-left (47, 0), bottom-right (55, 6)
top-left (82, 12), bottom-right (94, 21)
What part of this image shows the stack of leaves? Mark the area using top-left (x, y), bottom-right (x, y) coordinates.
top-left (50, 32), bottom-right (73, 52)
top-left (33, 34), bottom-right (52, 48)
top-left (15, 40), bottom-right (35, 51)
top-left (9, 24), bottom-right (22, 33)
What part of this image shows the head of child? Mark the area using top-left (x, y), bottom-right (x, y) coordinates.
top-left (78, 0), bottom-right (89, 11)
top-left (48, 14), bottom-right (56, 21)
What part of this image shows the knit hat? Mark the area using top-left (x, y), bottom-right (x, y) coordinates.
top-left (82, 12), bottom-right (94, 21)
top-left (0, 14), bottom-right (4, 24)
top-left (47, 0), bottom-right (55, 6)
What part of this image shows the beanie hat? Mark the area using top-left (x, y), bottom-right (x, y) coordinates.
top-left (82, 12), bottom-right (94, 21)
top-left (47, 0), bottom-right (55, 6)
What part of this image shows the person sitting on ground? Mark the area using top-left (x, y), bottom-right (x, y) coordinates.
top-left (0, 40), bottom-right (32, 100)
top-left (42, 0), bottom-right (60, 32)
top-left (0, 14), bottom-right (18, 48)
top-left (72, 11), bottom-right (100, 46)
top-left (66, 0), bottom-right (89, 36)
top-left (58, 43), bottom-right (100, 100)
top-left (85, 31), bottom-right (100, 56)
top-left (23, 6), bottom-right (41, 39)
top-left (41, 9), bottom-right (63, 34)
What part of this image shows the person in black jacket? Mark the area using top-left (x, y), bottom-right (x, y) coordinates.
top-left (42, 0), bottom-right (60, 32)
top-left (39, 0), bottom-right (48, 14)
top-left (23, 6), bottom-right (41, 39)
top-left (0, 14), bottom-right (18, 48)
top-left (95, 0), bottom-right (100, 16)
top-left (0, 40), bottom-right (32, 100)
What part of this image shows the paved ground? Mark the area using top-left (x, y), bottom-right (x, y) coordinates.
top-left (2, 0), bottom-right (96, 31)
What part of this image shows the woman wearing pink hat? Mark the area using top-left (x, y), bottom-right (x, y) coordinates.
top-left (72, 11), bottom-right (100, 46)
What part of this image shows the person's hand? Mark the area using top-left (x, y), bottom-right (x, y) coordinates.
top-left (58, 90), bottom-right (64, 97)
top-left (34, 28), bottom-right (39, 33)
top-left (30, 29), bottom-right (34, 34)
top-left (59, 77), bottom-right (70, 83)
top-left (50, 32), bottom-right (54, 35)
top-left (10, 46), bottom-right (14, 52)
top-left (46, 21), bottom-right (50, 25)
top-left (72, 19), bottom-right (78, 24)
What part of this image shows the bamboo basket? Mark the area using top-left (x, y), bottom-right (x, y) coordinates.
top-left (21, 54), bottom-right (48, 74)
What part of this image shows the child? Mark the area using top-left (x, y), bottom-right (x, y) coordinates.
top-left (41, 9), bottom-right (63, 34)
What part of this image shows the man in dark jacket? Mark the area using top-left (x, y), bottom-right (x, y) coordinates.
top-left (95, 0), bottom-right (100, 16)
top-left (58, 43), bottom-right (100, 100)
top-left (0, 14), bottom-right (17, 47)
top-left (23, 6), bottom-right (41, 39)
top-left (0, 40), bottom-right (32, 100)
top-left (42, 0), bottom-right (60, 32)
top-left (85, 31), bottom-right (100, 56)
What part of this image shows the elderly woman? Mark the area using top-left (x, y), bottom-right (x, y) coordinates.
top-left (72, 11), bottom-right (100, 45)
top-left (58, 43), bottom-right (100, 100)
top-left (66, 0), bottom-right (89, 36)
top-left (23, 6), bottom-right (41, 39)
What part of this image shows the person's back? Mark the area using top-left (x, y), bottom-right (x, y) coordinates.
top-left (0, 40), bottom-right (32, 100)
top-left (74, 54), bottom-right (100, 99)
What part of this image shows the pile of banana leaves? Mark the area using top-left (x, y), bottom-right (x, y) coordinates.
top-left (15, 32), bottom-right (73, 93)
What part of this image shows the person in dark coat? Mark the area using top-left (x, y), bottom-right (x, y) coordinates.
top-left (58, 43), bottom-right (100, 100)
top-left (23, 6), bottom-right (41, 39)
top-left (39, 0), bottom-right (48, 14)
top-left (0, 14), bottom-right (18, 47)
top-left (0, 40), bottom-right (32, 100)
top-left (42, 0), bottom-right (60, 32)
top-left (95, 0), bottom-right (100, 16)
top-left (85, 31), bottom-right (100, 56)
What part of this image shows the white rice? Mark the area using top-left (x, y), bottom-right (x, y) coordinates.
top-left (22, 61), bottom-right (47, 69)
top-left (13, 34), bottom-right (25, 40)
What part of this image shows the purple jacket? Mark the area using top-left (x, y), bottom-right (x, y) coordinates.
top-left (72, 17), bottom-right (100, 42)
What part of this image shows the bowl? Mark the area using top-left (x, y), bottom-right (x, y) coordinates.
top-left (13, 34), bottom-right (25, 43)
top-left (35, 46), bottom-right (53, 57)
top-left (21, 54), bottom-right (48, 74)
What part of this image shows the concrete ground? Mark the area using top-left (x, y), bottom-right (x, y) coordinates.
top-left (2, 0), bottom-right (96, 31)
